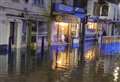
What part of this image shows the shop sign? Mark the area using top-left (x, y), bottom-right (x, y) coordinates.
top-left (88, 16), bottom-right (99, 22)
top-left (25, 15), bottom-right (47, 21)
top-left (55, 16), bottom-right (63, 22)
top-left (88, 18), bottom-right (95, 22)
top-left (54, 3), bottom-right (73, 14)
top-left (75, 7), bottom-right (85, 14)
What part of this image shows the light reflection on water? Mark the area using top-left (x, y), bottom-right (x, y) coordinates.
top-left (101, 42), bottom-right (120, 55)
top-left (0, 42), bottom-right (120, 82)
top-left (52, 47), bottom-right (79, 71)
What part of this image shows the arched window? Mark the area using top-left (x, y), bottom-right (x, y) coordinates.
top-left (93, 2), bottom-right (109, 16)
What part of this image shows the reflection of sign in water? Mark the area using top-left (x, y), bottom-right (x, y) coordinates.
top-left (51, 45), bottom-right (66, 52)
top-left (73, 39), bottom-right (79, 44)
top-left (101, 42), bottom-right (120, 55)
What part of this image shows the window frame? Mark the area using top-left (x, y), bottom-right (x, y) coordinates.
top-left (33, 0), bottom-right (44, 8)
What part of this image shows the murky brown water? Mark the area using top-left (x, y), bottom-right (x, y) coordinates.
top-left (0, 42), bottom-right (120, 82)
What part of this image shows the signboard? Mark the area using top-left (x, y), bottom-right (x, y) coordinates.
top-left (54, 3), bottom-right (73, 14)
top-left (88, 16), bottom-right (99, 22)
top-left (75, 7), bottom-right (85, 14)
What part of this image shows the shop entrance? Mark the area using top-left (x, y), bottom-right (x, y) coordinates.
top-left (55, 22), bottom-right (79, 44)
top-left (56, 22), bottom-right (69, 43)
top-left (51, 15), bottom-right (80, 45)
top-left (9, 22), bottom-right (18, 50)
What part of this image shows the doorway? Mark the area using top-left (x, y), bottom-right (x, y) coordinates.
top-left (9, 22), bottom-right (18, 50)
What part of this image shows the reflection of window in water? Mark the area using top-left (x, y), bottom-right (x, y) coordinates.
top-left (0, 55), bottom-right (8, 74)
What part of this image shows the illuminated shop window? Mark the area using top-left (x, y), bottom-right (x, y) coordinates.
top-left (87, 22), bottom-right (97, 30)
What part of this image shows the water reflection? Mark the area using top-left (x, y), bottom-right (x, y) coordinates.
top-left (51, 46), bottom-right (79, 70)
top-left (113, 67), bottom-right (119, 82)
top-left (101, 42), bottom-right (120, 55)
top-left (84, 47), bottom-right (97, 62)
top-left (0, 42), bottom-right (120, 82)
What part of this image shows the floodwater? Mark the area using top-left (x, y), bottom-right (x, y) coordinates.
top-left (0, 41), bottom-right (120, 82)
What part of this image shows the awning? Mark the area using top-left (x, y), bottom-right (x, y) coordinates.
top-left (53, 3), bottom-right (74, 14)
top-left (74, 7), bottom-right (86, 14)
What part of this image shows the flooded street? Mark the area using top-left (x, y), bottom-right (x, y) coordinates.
top-left (0, 41), bottom-right (120, 82)
top-left (0, 0), bottom-right (120, 82)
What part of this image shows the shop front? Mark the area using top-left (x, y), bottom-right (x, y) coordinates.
top-left (98, 19), bottom-right (113, 36)
top-left (51, 15), bottom-right (80, 45)
top-left (51, 3), bottom-right (85, 45)
top-left (85, 17), bottom-right (99, 41)
top-left (110, 20), bottom-right (120, 36)
top-left (18, 15), bottom-right (49, 53)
